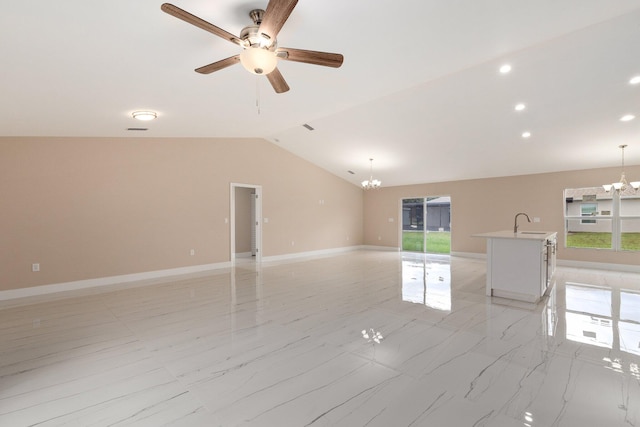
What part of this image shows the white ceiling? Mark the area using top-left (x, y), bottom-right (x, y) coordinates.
top-left (2, 0), bottom-right (640, 187)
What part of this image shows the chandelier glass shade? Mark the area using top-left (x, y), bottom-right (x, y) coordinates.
top-left (362, 158), bottom-right (382, 190)
top-left (603, 145), bottom-right (640, 193)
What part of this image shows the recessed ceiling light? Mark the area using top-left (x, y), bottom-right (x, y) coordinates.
top-left (132, 111), bottom-right (157, 121)
top-left (499, 64), bottom-right (512, 74)
top-left (522, 131), bottom-right (531, 138)
top-left (620, 114), bottom-right (635, 122)
top-left (629, 76), bottom-right (640, 85)
top-left (515, 103), bottom-right (526, 111)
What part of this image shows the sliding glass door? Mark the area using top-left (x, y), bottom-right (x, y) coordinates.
top-left (401, 197), bottom-right (451, 254)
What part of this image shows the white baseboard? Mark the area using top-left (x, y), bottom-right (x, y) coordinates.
top-left (1, 246), bottom-right (364, 302)
top-left (450, 251), bottom-right (486, 260)
top-left (557, 259), bottom-right (640, 273)
top-left (262, 245), bottom-right (364, 263)
top-left (5, 248), bottom-right (636, 303)
top-left (0, 262), bottom-right (232, 301)
top-left (361, 245), bottom-right (400, 252)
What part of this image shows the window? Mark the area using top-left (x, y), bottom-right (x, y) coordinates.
top-left (564, 187), bottom-right (640, 251)
top-left (401, 196), bottom-right (451, 254)
top-left (580, 202), bottom-right (597, 224)
top-left (620, 194), bottom-right (640, 251)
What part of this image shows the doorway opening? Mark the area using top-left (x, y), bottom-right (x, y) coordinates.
top-left (230, 183), bottom-right (262, 264)
top-left (401, 196), bottom-right (451, 254)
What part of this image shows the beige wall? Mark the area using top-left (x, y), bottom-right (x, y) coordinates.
top-left (0, 137), bottom-right (364, 291)
top-left (364, 165), bottom-right (640, 266)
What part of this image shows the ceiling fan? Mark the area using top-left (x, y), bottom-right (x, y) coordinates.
top-left (161, 0), bottom-right (344, 93)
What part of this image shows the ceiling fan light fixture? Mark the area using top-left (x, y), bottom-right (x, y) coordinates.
top-left (132, 111), bottom-right (157, 121)
top-left (240, 47), bottom-right (277, 75)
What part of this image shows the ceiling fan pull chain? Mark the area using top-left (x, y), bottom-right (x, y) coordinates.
top-left (256, 76), bottom-right (261, 115)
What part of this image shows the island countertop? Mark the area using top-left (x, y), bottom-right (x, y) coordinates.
top-left (472, 230), bottom-right (557, 240)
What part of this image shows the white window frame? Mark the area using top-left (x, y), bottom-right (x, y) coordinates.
top-left (564, 188), bottom-right (639, 252)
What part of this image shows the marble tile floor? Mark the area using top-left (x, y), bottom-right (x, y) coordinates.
top-left (1, 250), bottom-right (639, 426)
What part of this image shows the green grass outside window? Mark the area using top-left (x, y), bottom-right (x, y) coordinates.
top-left (402, 231), bottom-right (451, 254)
top-left (566, 232), bottom-right (640, 250)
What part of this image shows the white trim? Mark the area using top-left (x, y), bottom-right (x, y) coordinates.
top-left (263, 246), bottom-right (365, 263)
top-left (230, 183), bottom-right (262, 265)
top-left (361, 245), bottom-right (400, 252)
top-left (0, 262), bottom-right (231, 301)
top-left (4, 249), bottom-right (637, 302)
top-left (450, 251), bottom-right (486, 259)
top-left (557, 259), bottom-right (640, 273)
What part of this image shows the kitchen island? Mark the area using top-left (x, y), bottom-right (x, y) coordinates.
top-left (473, 230), bottom-right (557, 303)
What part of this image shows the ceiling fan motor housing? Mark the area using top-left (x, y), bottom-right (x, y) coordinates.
top-left (240, 9), bottom-right (276, 49)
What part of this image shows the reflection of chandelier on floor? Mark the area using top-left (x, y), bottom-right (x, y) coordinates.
top-left (603, 145), bottom-right (640, 193)
top-left (362, 158), bottom-right (382, 190)
top-left (361, 328), bottom-right (384, 344)
top-left (361, 327), bottom-right (384, 362)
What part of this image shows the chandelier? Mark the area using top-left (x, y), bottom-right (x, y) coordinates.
top-left (603, 145), bottom-right (639, 193)
top-left (362, 158), bottom-right (382, 190)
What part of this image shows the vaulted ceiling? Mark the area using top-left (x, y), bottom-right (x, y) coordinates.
top-left (2, 1), bottom-right (640, 186)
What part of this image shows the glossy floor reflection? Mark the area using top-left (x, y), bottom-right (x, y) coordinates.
top-left (1, 251), bottom-right (639, 426)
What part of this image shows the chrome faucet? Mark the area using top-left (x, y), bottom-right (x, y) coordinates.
top-left (514, 212), bottom-right (531, 233)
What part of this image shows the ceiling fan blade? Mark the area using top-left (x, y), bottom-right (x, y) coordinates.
top-left (259, 0), bottom-right (298, 41)
top-left (195, 55), bottom-right (240, 74)
top-left (266, 68), bottom-right (290, 93)
top-left (161, 3), bottom-right (242, 46)
top-left (276, 47), bottom-right (343, 68)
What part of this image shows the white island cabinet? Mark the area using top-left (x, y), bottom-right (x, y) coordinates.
top-left (473, 231), bottom-right (557, 303)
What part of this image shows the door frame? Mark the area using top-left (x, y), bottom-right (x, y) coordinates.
top-left (230, 183), bottom-right (262, 264)
top-left (398, 195), bottom-right (451, 253)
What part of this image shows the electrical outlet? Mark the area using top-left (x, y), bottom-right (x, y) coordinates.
top-left (388, 217), bottom-right (394, 222)
top-left (533, 217), bottom-right (541, 223)
top-left (378, 236), bottom-right (382, 241)
top-left (32, 263), bottom-right (40, 272)
top-left (291, 241), bottom-right (295, 246)
top-left (190, 249), bottom-right (195, 256)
